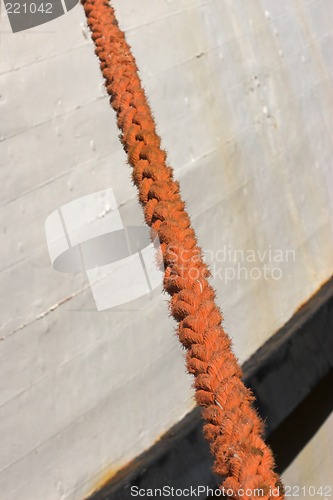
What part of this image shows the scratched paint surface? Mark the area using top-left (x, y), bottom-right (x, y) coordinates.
top-left (0, 0), bottom-right (333, 498)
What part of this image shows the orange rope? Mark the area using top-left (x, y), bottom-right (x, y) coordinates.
top-left (81, 1), bottom-right (284, 498)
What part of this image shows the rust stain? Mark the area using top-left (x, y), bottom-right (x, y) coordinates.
top-left (85, 430), bottom-right (169, 498)
top-left (85, 467), bottom-right (118, 499)
top-left (293, 276), bottom-right (333, 315)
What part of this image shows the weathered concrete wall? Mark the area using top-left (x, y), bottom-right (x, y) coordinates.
top-left (0, 0), bottom-right (332, 498)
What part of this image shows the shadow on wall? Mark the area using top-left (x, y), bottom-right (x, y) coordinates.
top-left (267, 368), bottom-right (333, 475)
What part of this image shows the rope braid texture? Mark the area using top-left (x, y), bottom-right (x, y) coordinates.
top-left (81, 1), bottom-right (284, 498)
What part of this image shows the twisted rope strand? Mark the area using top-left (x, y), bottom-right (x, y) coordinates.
top-left (81, 1), bottom-right (284, 498)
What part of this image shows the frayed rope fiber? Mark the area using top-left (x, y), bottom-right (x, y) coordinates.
top-left (81, 1), bottom-right (284, 498)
